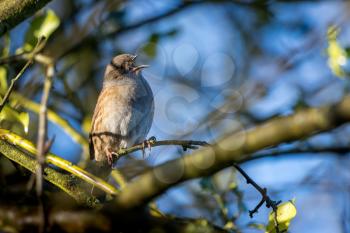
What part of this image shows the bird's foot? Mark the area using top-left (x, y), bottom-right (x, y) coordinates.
top-left (141, 136), bottom-right (157, 158)
top-left (105, 148), bottom-right (117, 165)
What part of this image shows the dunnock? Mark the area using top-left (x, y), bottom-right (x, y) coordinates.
top-left (89, 54), bottom-right (154, 172)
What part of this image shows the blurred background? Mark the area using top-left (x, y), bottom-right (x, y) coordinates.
top-left (1, 0), bottom-right (350, 232)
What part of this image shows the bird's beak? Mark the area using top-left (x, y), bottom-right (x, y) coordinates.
top-left (131, 55), bottom-right (138, 61)
top-left (132, 64), bottom-right (149, 73)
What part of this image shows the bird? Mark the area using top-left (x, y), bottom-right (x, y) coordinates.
top-left (89, 54), bottom-right (154, 173)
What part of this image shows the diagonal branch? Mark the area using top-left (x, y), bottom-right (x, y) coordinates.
top-left (104, 1), bottom-right (202, 38)
top-left (233, 163), bottom-right (281, 232)
top-left (110, 95), bottom-right (350, 209)
top-left (0, 57), bottom-right (33, 112)
top-left (0, 38), bottom-right (46, 113)
top-left (0, 0), bottom-right (52, 36)
top-left (5, 91), bottom-right (90, 166)
top-left (53, 0), bottom-right (204, 59)
top-left (0, 139), bottom-right (99, 207)
top-left (0, 129), bottom-right (118, 197)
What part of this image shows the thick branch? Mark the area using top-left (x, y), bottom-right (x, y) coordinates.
top-left (0, 140), bottom-right (100, 207)
top-left (0, 0), bottom-right (52, 36)
top-left (0, 129), bottom-right (118, 197)
top-left (0, 204), bottom-right (228, 233)
top-left (111, 96), bottom-right (350, 209)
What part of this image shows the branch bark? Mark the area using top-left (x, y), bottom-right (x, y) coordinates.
top-left (0, 140), bottom-right (99, 207)
top-left (0, 129), bottom-right (118, 197)
top-left (111, 96), bottom-right (350, 209)
top-left (114, 139), bottom-right (208, 158)
top-left (0, 0), bottom-right (52, 36)
top-left (0, 204), bottom-right (228, 233)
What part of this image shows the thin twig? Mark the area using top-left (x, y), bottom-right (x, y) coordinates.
top-left (233, 163), bottom-right (281, 233)
top-left (55, 0), bottom-right (203, 59)
top-left (104, 1), bottom-right (202, 38)
top-left (36, 64), bottom-right (54, 196)
top-left (111, 138), bottom-right (209, 160)
top-left (0, 38), bottom-right (46, 113)
top-left (0, 59), bottom-right (33, 112)
top-left (36, 62), bottom-right (54, 233)
top-left (241, 145), bottom-right (350, 164)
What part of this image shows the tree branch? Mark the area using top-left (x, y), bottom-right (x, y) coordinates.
top-left (0, 38), bottom-right (46, 113)
top-left (36, 62), bottom-right (54, 197)
top-left (0, 140), bottom-right (99, 207)
top-left (0, 204), bottom-right (229, 233)
top-left (233, 163), bottom-right (281, 232)
top-left (0, 56), bottom-right (33, 113)
top-left (114, 138), bottom-right (209, 158)
top-left (104, 1), bottom-right (202, 38)
top-left (6, 91), bottom-right (90, 166)
top-left (0, 129), bottom-right (118, 205)
top-left (52, 0), bottom-right (204, 59)
top-left (110, 95), bottom-right (350, 209)
top-left (242, 145), bottom-right (350, 163)
top-left (0, 0), bottom-right (52, 36)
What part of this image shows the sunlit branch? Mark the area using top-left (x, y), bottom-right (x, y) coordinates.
top-left (0, 129), bottom-right (118, 197)
top-left (111, 95), bottom-right (350, 209)
top-left (0, 139), bottom-right (99, 207)
top-left (0, 91), bottom-right (90, 166)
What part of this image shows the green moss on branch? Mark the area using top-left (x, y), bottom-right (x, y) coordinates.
top-left (0, 0), bottom-right (52, 36)
top-left (0, 140), bottom-right (99, 207)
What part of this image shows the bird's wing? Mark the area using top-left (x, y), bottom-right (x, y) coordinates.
top-left (88, 133), bottom-right (94, 160)
top-left (89, 92), bottom-right (103, 160)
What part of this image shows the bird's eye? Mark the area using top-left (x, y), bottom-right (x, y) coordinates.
top-left (122, 62), bottom-right (129, 71)
top-left (127, 62), bottom-right (134, 70)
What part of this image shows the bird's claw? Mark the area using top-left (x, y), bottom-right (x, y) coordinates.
top-left (141, 136), bottom-right (157, 158)
top-left (105, 148), bottom-right (118, 165)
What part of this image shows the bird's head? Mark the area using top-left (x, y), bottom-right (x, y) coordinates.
top-left (106, 54), bottom-right (148, 76)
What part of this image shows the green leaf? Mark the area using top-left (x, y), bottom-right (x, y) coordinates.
top-left (223, 221), bottom-right (236, 230)
top-left (327, 26), bottom-right (347, 78)
top-left (0, 105), bottom-right (30, 134)
top-left (141, 29), bottom-right (178, 58)
top-left (142, 42), bottom-right (158, 58)
top-left (265, 200), bottom-right (297, 233)
top-left (23, 9), bottom-right (60, 51)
